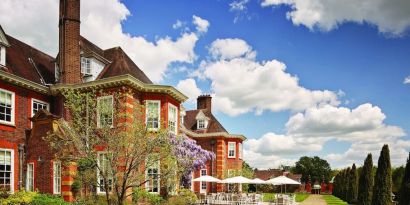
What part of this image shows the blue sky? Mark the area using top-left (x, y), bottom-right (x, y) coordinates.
top-left (1, 0), bottom-right (409, 169)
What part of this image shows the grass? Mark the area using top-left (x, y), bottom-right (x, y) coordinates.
top-left (262, 193), bottom-right (275, 202)
top-left (262, 193), bottom-right (310, 203)
top-left (295, 193), bottom-right (310, 202)
top-left (323, 195), bottom-right (349, 205)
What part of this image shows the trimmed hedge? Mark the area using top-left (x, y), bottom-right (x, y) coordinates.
top-left (0, 191), bottom-right (68, 205)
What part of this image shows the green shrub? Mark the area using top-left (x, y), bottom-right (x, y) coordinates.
top-left (176, 188), bottom-right (197, 204)
top-left (132, 188), bottom-right (164, 205)
top-left (0, 191), bottom-right (68, 205)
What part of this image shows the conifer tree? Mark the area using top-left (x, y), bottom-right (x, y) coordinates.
top-left (358, 153), bottom-right (374, 205)
top-left (345, 167), bottom-right (351, 201)
top-left (348, 164), bottom-right (358, 204)
top-left (398, 152), bottom-right (410, 205)
top-left (372, 145), bottom-right (392, 205)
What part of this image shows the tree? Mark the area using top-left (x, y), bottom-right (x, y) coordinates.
top-left (358, 153), bottom-right (374, 205)
top-left (372, 144), bottom-right (392, 205)
top-left (348, 164), bottom-right (358, 204)
top-left (392, 166), bottom-right (405, 195)
top-left (398, 152), bottom-right (410, 205)
top-left (292, 156), bottom-right (332, 183)
top-left (46, 89), bottom-right (212, 205)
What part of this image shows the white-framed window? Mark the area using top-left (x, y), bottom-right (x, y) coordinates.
top-left (81, 57), bottom-right (92, 75)
top-left (200, 169), bottom-right (207, 193)
top-left (168, 104), bottom-right (177, 134)
top-left (0, 149), bottom-right (14, 192)
top-left (97, 96), bottom-right (113, 128)
top-left (0, 88), bottom-right (14, 125)
top-left (146, 100), bottom-right (160, 131)
top-left (0, 46), bottom-right (5, 66)
top-left (97, 152), bottom-right (113, 194)
top-left (32, 99), bottom-right (49, 116)
top-left (54, 63), bottom-right (60, 82)
top-left (228, 142), bottom-right (236, 158)
top-left (26, 163), bottom-right (34, 192)
top-left (53, 161), bottom-right (61, 194)
top-left (197, 119), bottom-right (206, 129)
top-left (146, 154), bottom-right (160, 194)
top-left (239, 143), bottom-right (243, 159)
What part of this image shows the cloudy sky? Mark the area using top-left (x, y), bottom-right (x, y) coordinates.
top-left (1, 0), bottom-right (410, 169)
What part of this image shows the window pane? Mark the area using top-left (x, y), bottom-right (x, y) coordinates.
top-left (0, 90), bottom-right (13, 123)
top-left (0, 150), bottom-right (12, 191)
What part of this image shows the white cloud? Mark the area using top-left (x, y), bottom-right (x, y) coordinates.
top-left (192, 15), bottom-right (210, 33)
top-left (404, 76), bottom-right (410, 84)
top-left (209, 38), bottom-right (256, 60)
top-left (230, 0), bottom-right (250, 12)
top-left (0, 0), bottom-right (207, 82)
top-left (173, 20), bottom-right (185, 29)
top-left (286, 104), bottom-right (405, 142)
top-left (261, 0), bottom-right (410, 36)
top-left (198, 39), bottom-right (339, 116)
top-left (243, 103), bottom-right (407, 168)
top-left (244, 149), bottom-right (297, 169)
top-left (176, 78), bottom-right (202, 103)
top-left (246, 132), bottom-right (323, 156)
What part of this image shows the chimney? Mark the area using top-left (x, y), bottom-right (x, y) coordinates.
top-left (58, 0), bottom-right (81, 84)
top-left (197, 95), bottom-right (212, 111)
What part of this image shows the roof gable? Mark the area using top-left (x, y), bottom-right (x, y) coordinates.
top-left (0, 26), bottom-right (10, 47)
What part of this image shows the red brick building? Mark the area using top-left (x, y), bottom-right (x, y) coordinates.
top-left (182, 95), bottom-right (246, 194)
top-left (0, 0), bottom-right (245, 201)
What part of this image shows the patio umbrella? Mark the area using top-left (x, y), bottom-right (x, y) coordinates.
top-left (221, 176), bottom-right (252, 184)
top-left (221, 176), bottom-right (252, 193)
top-left (192, 175), bottom-right (221, 183)
top-left (250, 178), bottom-right (268, 193)
top-left (250, 178), bottom-right (268, 184)
top-left (267, 176), bottom-right (301, 193)
top-left (192, 175), bottom-right (221, 195)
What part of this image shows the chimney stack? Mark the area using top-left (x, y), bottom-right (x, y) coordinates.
top-left (197, 95), bottom-right (212, 111)
top-left (58, 0), bottom-right (81, 84)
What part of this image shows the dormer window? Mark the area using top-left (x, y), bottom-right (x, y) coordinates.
top-left (0, 46), bottom-right (5, 66)
top-left (81, 57), bottom-right (92, 75)
top-left (198, 119), bottom-right (206, 129)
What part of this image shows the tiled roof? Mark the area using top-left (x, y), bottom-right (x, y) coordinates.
top-left (98, 47), bottom-right (152, 84)
top-left (254, 169), bottom-right (302, 181)
top-left (183, 109), bottom-right (228, 133)
top-left (2, 33), bottom-right (153, 86)
top-left (2, 35), bottom-right (55, 85)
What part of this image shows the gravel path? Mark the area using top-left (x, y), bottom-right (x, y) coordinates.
top-left (299, 194), bottom-right (327, 205)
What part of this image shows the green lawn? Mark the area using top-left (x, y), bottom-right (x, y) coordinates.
top-left (323, 195), bottom-right (349, 205)
top-left (295, 193), bottom-right (310, 202)
top-left (262, 193), bottom-right (309, 203)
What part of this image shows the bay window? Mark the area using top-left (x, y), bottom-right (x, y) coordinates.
top-left (239, 143), bottom-right (243, 159)
top-left (146, 155), bottom-right (160, 193)
top-left (228, 142), bottom-right (236, 158)
top-left (168, 104), bottom-right (177, 134)
top-left (97, 96), bottom-right (113, 128)
top-left (97, 153), bottom-right (112, 194)
top-left (146, 101), bottom-right (160, 130)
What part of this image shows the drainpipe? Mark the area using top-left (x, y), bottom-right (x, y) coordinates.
top-left (18, 144), bottom-right (25, 190)
top-left (210, 139), bottom-right (216, 193)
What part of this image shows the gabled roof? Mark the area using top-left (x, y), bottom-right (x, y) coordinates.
top-left (2, 34), bottom-right (55, 85)
top-left (0, 25), bottom-right (10, 47)
top-left (184, 109), bottom-right (228, 133)
top-left (98, 47), bottom-right (152, 84)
